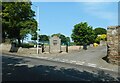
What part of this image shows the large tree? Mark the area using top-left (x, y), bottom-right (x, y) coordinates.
top-left (94, 27), bottom-right (107, 36)
top-left (39, 35), bottom-right (49, 42)
top-left (71, 22), bottom-right (95, 45)
top-left (51, 33), bottom-right (69, 45)
top-left (31, 32), bottom-right (37, 41)
top-left (2, 1), bottom-right (37, 46)
top-left (66, 37), bottom-right (70, 43)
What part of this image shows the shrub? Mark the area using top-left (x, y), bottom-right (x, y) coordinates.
top-left (21, 43), bottom-right (34, 48)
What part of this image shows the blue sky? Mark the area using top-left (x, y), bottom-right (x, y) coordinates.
top-left (26, 2), bottom-right (118, 41)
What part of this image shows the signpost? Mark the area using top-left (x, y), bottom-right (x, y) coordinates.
top-left (33, 5), bottom-right (40, 54)
top-left (37, 6), bottom-right (40, 54)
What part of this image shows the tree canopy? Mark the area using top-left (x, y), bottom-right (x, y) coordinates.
top-left (39, 35), bottom-right (49, 42)
top-left (71, 22), bottom-right (95, 45)
top-left (2, 1), bottom-right (37, 46)
top-left (51, 33), bottom-right (70, 45)
top-left (94, 27), bottom-right (107, 36)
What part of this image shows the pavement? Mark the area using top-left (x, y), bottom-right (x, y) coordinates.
top-left (1, 46), bottom-right (119, 73)
top-left (2, 54), bottom-right (119, 81)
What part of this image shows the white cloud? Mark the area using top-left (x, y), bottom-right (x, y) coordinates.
top-left (83, 2), bottom-right (118, 22)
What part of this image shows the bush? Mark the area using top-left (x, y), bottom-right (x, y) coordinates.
top-left (95, 36), bottom-right (101, 44)
top-left (70, 42), bottom-right (76, 46)
top-left (21, 43), bottom-right (34, 48)
top-left (95, 34), bottom-right (107, 44)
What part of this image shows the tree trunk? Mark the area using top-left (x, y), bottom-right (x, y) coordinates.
top-left (22, 39), bottom-right (24, 44)
top-left (18, 38), bottom-right (21, 47)
top-left (2, 38), bottom-right (5, 43)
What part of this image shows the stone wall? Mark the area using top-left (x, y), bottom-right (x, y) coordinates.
top-left (1, 43), bottom-right (11, 52)
top-left (107, 26), bottom-right (120, 65)
top-left (1, 43), bottom-right (82, 54)
top-left (68, 46), bottom-right (81, 52)
top-left (17, 47), bottom-right (42, 54)
top-left (43, 46), bottom-right (81, 53)
top-left (61, 46), bottom-right (81, 53)
top-left (1, 43), bottom-right (42, 54)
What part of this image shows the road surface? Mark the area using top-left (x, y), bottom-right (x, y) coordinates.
top-left (2, 54), bottom-right (120, 81)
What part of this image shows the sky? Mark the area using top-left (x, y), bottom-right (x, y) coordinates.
top-left (26, 1), bottom-right (118, 42)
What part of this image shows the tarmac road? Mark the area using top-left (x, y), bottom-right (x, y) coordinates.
top-left (2, 54), bottom-right (120, 82)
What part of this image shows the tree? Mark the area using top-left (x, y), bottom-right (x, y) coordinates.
top-left (71, 22), bottom-right (95, 45)
top-left (94, 27), bottom-right (107, 36)
top-left (39, 35), bottom-right (49, 42)
top-left (1, 2), bottom-right (10, 42)
top-left (66, 37), bottom-right (70, 43)
top-left (2, 1), bottom-right (37, 46)
top-left (51, 33), bottom-right (61, 37)
top-left (31, 32), bottom-right (37, 41)
top-left (51, 33), bottom-right (69, 45)
top-left (59, 34), bottom-right (67, 44)
top-left (66, 37), bottom-right (70, 45)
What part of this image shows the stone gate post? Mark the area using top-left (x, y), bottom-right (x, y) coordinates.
top-left (107, 26), bottom-right (120, 65)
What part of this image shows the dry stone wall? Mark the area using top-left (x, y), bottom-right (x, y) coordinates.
top-left (1, 43), bottom-right (42, 54)
top-left (107, 26), bottom-right (120, 65)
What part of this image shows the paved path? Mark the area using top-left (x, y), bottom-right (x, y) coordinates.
top-left (27, 46), bottom-right (119, 72)
top-left (2, 46), bottom-right (119, 73)
top-left (2, 54), bottom-right (120, 81)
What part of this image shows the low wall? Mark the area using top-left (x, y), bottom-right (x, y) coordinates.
top-left (17, 47), bottom-right (42, 54)
top-left (44, 46), bottom-right (49, 52)
top-left (1, 44), bottom-right (89, 54)
top-left (68, 46), bottom-right (81, 52)
top-left (1, 43), bottom-right (42, 54)
top-left (1, 43), bottom-right (11, 52)
top-left (56, 46), bottom-right (81, 52)
top-left (61, 46), bottom-right (66, 52)
top-left (43, 46), bottom-right (81, 53)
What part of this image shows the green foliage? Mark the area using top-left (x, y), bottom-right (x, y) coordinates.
top-left (66, 37), bottom-right (70, 44)
top-left (2, 2), bottom-right (37, 46)
top-left (59, 34), bottom-right (67, 44)
top-left (100, 34), bottom-right (107, 41)
top-left (94, 27), bottom-right (107, 36)
top-left (39, 35), bottom-right (49, 42)
top-left (20, 43), bottom-right (34, 48)
top-left (51, 33), bottom-right (70, 45)
top-left (95, 36), bottom-right (101, 44)
top-left (71, 22), bottom-right (95, 45)
top-left (31, 32), bottom-right (37, 40)
top-left (95, 34), bottom-right (107, 44)
top-left (51, 33), bottom-right (61, 37)
top-left (70, 42), bottom-right (76, 46)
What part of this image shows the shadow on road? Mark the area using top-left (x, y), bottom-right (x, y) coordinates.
top-left (2, 55), bottom-right (120, 82)
top-left (102, 55), bottom-right (109, 63)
